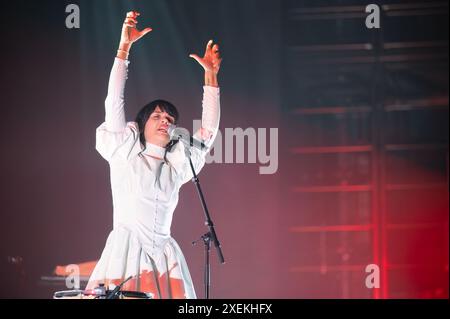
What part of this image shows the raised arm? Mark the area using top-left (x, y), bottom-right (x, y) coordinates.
top-left (190, 40), bottom-right (222, 145)
top-left (104, 11), bottom-right (152, 132)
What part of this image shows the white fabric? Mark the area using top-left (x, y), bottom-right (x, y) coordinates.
top-left (87, 58), bottom-right (220, 299)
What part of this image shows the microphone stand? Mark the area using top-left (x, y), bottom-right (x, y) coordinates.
top-left (186, 147), bottom-right (225, 299)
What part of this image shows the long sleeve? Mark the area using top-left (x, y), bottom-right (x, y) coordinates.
top-left (104, 58), bottom-right (130, 132)
top-left (168, 86), bottom-right (220, 185)
top-left (95, 58), bottom-right (140, 162)
top-left (195, 86), bottom-right (221, 148)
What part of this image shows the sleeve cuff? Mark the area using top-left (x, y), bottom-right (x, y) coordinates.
top-left (203, 85), bottom-right (220, 93)
top-left (115, 57), bottom-right (130, 67)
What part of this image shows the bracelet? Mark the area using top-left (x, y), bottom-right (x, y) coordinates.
top-left (117, 49), bottom-right (129, 55)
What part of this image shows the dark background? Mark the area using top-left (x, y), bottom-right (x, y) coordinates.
top-left (0, 0), bottom-right (448, 299)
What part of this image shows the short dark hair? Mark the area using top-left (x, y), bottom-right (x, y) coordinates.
top-left (134, 99), bottom-right (179, 147)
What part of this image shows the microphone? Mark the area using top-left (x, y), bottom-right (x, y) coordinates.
top-left (168, 124), bottom-right (209, 151)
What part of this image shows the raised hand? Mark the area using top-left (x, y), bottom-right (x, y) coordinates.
top-left (120, 11), bottom-right (152, 45)
top-left (117, 11), bottom-right (152, 60)
top-left (189, 40), bottom-right (222, 75)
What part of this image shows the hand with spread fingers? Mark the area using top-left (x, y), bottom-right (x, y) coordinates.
top-left (117, 11), bottom-right (152, 60)
top-left (189, 40), bottom-right (222, 87)
top-left (189, 40), bottom-right (222, 75)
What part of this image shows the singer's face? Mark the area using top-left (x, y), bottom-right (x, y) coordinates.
top-left (144, 106), bottom-right (176, 148)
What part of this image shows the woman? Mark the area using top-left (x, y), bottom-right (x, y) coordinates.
top-left (86, 11), bottom-right (221, 299)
